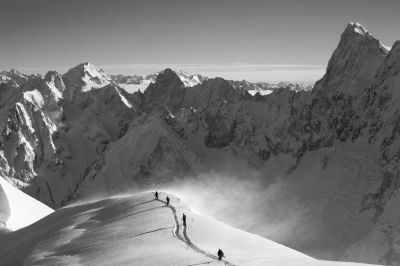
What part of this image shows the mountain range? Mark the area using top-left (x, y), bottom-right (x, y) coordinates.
top-left (0, 22), bottom-right (399, 265)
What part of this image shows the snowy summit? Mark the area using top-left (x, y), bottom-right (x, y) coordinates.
top-left (64, 62), bottom-right (112, 91)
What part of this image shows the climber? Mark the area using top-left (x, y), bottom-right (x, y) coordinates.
top-left (166, 196), bottom-right (170, 206)
top-left (154, 191), bottom-right (158, 200)
top-left (182, 213), bottom-right (186, 226)
top-left (217, 249), bottom-right (224, 260)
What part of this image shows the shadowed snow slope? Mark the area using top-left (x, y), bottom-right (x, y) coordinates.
top-left (0, 192), bottom-right (377, 266)
top-left (0, 177), bottom-right (53, 231)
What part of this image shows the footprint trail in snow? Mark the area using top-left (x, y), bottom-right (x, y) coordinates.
top-left (156, 198), bottom-right (235, 266)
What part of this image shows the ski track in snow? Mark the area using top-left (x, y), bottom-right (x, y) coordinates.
top-left (156, 199), bottom-right (234, 266)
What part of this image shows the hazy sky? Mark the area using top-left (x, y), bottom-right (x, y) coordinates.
top-left (1, 0), bottom-right (399, 83)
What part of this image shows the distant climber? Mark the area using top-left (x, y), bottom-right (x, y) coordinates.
top-left (154, 191), bottom-right (158, 200)
top-left (182, 213), bottom-right (186, 226)
top-left (166, 196), bottom-right (170, 206)
top-left (217, 249), bottom-right (224, 260)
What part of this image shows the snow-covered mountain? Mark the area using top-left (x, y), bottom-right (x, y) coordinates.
top-left (0, 69), bottom-right (30, 87)
top-left (0, 22), bottom-right (400, 265)
top-left (64, 62), bottom-right (112, 91)
top-left (0, 191), bottom-right (378, 266)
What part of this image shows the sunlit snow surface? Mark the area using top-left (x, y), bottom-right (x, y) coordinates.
top-left (0, 192), bottom-right (378, 266)
top-left (248, 89), bottom-right (273, 96)
top-left (0, 177), bottom-right (54, 231)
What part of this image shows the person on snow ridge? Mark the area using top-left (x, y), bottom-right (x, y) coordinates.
top-left (182, 213), bottom-right (186, 226)
top-left (166, 196), bottom-right (170, 206)
top-left (217, 249), bottom-right (224, 260)
top-left (154, 191), bottom-right (158, 200)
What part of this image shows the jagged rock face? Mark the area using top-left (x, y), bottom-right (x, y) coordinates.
top-left (0, 69), bottom-right (140, 208)
top-left (198, 100), bottom-right (269, 169)
top-left (0, 90), bottom-right (61, 207)
top-left (182, 78), bottom-right (251, 110)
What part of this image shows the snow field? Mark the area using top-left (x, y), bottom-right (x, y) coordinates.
top-left (0, 190), bottom-right (381, 266)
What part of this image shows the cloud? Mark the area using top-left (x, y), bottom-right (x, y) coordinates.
top-left (158, 171), bottom-right (315, 251)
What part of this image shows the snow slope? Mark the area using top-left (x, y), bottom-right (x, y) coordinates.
top-left (0, 192), bottom-right (378, 266)
top-left (0, 177), bottom-right (53, 231)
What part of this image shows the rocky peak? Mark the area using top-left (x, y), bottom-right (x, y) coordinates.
top-left (45, 71), bottom-right (62, 83)
top-left (313, 22), bottom-right (389, 96)
top-left (44, 71), bottom-right (66, 94)
top-left (82, 61), bottom-right (92, 67)
top-left (346, 22), bottom-right (368, 36)
top-left (9, 69), bottom-right (22, 76)
top-left (155, 68), bottom-right (183, 88)
top-left (145, 69), bottom-right (206, 87)
top-left (339, 22), bottom-right (387, 56)
top-left (142, 69), bottom-right (185, 114)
